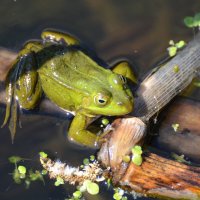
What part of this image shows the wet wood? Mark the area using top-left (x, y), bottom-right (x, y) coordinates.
top-left (99, 97), bottom-right (200, 199)
top-left (120, 152), bottom-right (200, 200)
top-left (98, 117), bottom-right (146, 183)
top-left (0, 47), bottom-right (17, 82)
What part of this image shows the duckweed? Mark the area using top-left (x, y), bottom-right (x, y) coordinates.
top-left (172, 123), bottom-right (180, 132)
top-left (55, 176), bottom-right (64, 186)
top-left (131, 145), bottom-right (143, 166)
top-left (184, 13), bottom-right (200, 28)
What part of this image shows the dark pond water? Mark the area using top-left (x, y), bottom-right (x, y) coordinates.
top-left (0, 0), bottom-right (200, 199)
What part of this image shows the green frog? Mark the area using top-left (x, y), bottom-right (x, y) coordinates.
top-left (2, 29), bottom-right (136, 148)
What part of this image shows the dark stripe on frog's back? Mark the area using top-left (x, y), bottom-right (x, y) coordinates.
top-left (37, 45), bottom-right (112, 95)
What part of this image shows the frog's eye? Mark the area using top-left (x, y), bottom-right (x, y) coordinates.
top-left (94, 93), bottom-right (109, 106)
top-left (119, 75), bottom-right (127, 84)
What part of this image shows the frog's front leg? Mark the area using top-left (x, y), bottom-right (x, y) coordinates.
top-left (112, 61), bottom-right (137, 84)
top-left (68, 113), bottom-right (101, 148)
top-left (41, 29), bottom-right (79, 46)
top-left (2, 42), bottom-right (43, 141)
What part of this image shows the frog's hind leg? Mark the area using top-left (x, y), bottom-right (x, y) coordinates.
top-left (68, 113), bottom-right (100, 148)
top-left (111, 60), bottom-right (138, 84)
top-left (2, 42), bottom-right (43, 141)
top-left (41, 29), bottom-right (79, 46)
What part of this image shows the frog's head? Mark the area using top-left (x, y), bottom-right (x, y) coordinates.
top-left (81, 73), bottom-right (134, 116)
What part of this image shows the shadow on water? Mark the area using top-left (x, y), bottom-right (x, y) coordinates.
top-left (0, 0), bottom-right (200, 199)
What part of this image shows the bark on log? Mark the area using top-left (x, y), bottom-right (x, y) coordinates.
top-left (99, 98), bottom-right (200, 199)
top-left (121, 152), bottom-right (200, 200)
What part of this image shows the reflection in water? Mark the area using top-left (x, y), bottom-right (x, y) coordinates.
top-left (0, 0), bottom-right (200, 199)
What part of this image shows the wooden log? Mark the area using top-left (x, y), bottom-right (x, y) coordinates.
top-left (120, 152), bottom-right (200, 200)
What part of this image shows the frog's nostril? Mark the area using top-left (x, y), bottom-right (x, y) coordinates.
top-left (117, 102), bottom-right (123, 106)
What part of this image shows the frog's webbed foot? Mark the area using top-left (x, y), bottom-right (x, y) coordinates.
top-left (1, 65), bottom-right (17, 141)
top-left (68, 113), bottom-right (103, 148)
top-left (111, 61), bottom-right (138, 84)
top-left (41, 29), bottom-right (80, 46)
top-left (2, 42), bottom-right (42, 141)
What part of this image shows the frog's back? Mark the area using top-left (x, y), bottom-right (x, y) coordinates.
top-left (37, 45), bottom-right (113, 111)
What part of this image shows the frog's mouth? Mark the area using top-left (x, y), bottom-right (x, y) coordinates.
top-left (88, 99), bottom-right (134, 116)
top-left (111, 100), bottom-right (134, 116)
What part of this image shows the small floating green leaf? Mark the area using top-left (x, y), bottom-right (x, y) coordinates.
top-left (8, 156), bottom-right (23, 164)
top-left (175, 40), bottom-right (186, 49)
top-left (29, 170), bottom-right (43, 181)
top-left (113, 192), bottom-right (122, 200)
top-left (131, 145), bottom-right (142, 155)
top-left (54, 176), bottom-right (64, 186)
top-left (39, 151), bottom-right (48, 158)
top-left (172, 123), bottom-right (180, 132)
top-left (90, 155), bottom-right (95, 161)
top-left (168, 46), bottom-right (177, 57)
top-left (18, 165), bottom-right (26, 174)
top-left (169, 40), bottom-right (174, 46)
top-left (73, 190), bottom-right (82, 199)
top-left (13, 168), bottom-right (22, 184)
top-left (184, 16), bottom-right (194, 28)
top-left (84, 180), bottom-right (99, 195)
top-left (131, 145), bottom-right (143, 166)
top-left (132, 155), bottom-right (143, 166)
top-left (41, 169), bottom-right (48, 175)
top-left (101, 118), bottom-right (109, 126)
top-left (83, 158), bottom-right (90, 165)
top-left (194, 13), bottom-right (200, 26)
top-left (184, 13), bottom-right (200, 28)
